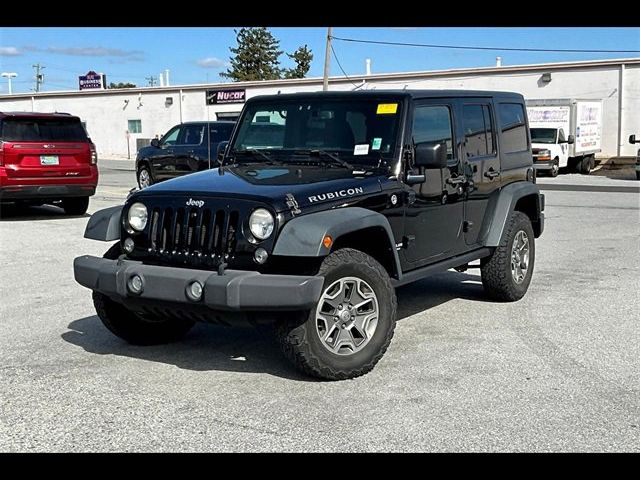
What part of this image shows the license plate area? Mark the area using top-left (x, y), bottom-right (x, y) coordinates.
top-left (40, 155), bottom-right (59, 165)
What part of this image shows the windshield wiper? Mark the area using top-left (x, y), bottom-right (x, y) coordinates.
top-left (294, 149), bottom-right (355, 170)
top-left (232, 148), bottom-right (282, 165)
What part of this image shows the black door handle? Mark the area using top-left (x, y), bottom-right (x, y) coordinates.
top-left (484, 169), bottom-right (500, 179)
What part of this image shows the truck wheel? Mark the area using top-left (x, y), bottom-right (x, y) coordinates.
top-left (550, 159), bottom-right (559, 177)
top-left (481, 211), bottom-right (535, 302)
top-left (62, 196), bottom-right (89, 215)
top-left (92, 243), bottom-right (195, 345)
top-left (276, 248), bottom-right (397, 380)
top-left (137, 165), bottom-right (153, 189)
top-left (580, 155), bottom-right (593, 175)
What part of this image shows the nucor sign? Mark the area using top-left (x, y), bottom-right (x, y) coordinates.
top-left (206, 89), bottom-right (246, 105)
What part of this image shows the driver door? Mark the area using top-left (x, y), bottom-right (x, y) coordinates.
top-left (401, 99), bottom-right (465, 270)
top-left (152, 125), bottom-right (181, 180)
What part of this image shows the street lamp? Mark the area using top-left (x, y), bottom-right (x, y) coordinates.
top-left (1, 72), bottom-right (18, 95)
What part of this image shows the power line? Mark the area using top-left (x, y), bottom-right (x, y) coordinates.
top-left (329, 44), bottom-right (360, 88)
top-left (331, 35), bottom-right (640, 54)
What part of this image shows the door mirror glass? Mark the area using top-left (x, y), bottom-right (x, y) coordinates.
top-left (414, 141), bottom-right (447, 169)
top-left (567, 134), bottom-right (575, 145)
top-left (630, 134), bottom-right (637, 144)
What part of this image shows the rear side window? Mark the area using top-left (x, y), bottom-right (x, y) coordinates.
top-left (208, 123), bottom-right (234, 142)
top-left (1, 117), bottom-right (88, 142)
top-left (498, 103), bottom-right (528, 153)
top-left (463, 104), bottom-right (495, 158)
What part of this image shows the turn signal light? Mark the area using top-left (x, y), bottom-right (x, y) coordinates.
top-left (322, 235), bottom-right (333, 249)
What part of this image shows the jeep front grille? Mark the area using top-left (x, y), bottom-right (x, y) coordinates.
top-left (146, 206), bottom-right (239, 262)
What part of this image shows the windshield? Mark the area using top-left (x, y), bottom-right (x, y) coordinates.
top-left (1, 117), bottom-right (88, 142)
top-left (530, 128), bottom-right (557, 144)
top-left (230, 98), bottom-right (402, 165)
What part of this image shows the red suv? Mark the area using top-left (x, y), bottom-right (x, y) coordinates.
top-left (0, 112), bottom-right (98, 214)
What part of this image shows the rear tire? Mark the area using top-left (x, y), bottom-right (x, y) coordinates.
top-left (580, 155), bottom-right (594, 175)
top-left (92, 243), bottom-right (195, 345)
top-left (276, 248), bottom-right (397, 380)
top-left (481, 211), bottom-right (535, 302)
top-left (62, 196), bottom-right (89, 215)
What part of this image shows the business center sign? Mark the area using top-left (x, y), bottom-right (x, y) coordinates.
top-left (79, 71), bottom-right (106, 90)
top-left (206, 89), bottom-right (246, 105)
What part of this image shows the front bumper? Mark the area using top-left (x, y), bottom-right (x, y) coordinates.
top-left (73, 255), bottom-right (324, 311)
top-left (533, 160), bottom-right (553, 171)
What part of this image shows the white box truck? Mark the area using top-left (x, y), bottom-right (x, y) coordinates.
top-left (526, 99), bottom-right (603, 176)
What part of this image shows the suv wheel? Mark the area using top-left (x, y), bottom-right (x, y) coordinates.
top-left (276, 248), bottom-right (397, 380)
top-left (92, 243), bottom-right (195, 345)
top-left (481, 211), bottom-right (535, 302)
top-left (137, 166), bottom-right (153, 189)
top-left (62, 196), bottom-right (89, 215)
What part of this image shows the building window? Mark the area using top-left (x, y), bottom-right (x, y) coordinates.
top-left (498, 103), bottom-right (528, 153)
top-left (128, 119), bottom-right (142, 134)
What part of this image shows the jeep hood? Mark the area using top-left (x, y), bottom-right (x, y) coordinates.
top-left (134, 164), bottom-right (384, 212)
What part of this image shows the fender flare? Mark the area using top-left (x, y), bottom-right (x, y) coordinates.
top-left (84, 205), bottom-right (123, 241)
top-left (272, 207), bottom-right (402, 279)
top-left (480, 182), bottom-right (543, 247)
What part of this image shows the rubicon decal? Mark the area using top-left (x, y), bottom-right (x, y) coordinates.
top-left (186, 198), bottom-right (205, 208)
top-left (308, 187), bottom-right (364, 203)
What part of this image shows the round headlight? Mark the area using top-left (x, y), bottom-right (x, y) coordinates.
top-left (127, 202), bottom-right (148, 232)
top-left (249, 208), bottom-right (274, 240)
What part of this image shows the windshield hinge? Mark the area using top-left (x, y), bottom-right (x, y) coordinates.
top-left (285, 193), bottom-right (301, 216)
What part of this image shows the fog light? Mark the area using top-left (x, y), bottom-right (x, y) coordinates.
top-left (254, 248), bottom-right (268, 264)
top-left (186, 281), bottom-right (203, 301)
top-left (123, 237), bottom-right (135, 253)
top-left (127, 274), bottom-right (144, 294)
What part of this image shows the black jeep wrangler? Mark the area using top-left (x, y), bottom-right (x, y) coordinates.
top-left (74, 90), bottom-right (544, 380)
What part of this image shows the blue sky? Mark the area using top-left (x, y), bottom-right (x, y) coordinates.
top-left (1, 27), bottom-right (638, 94)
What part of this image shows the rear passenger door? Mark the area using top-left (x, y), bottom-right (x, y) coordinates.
top-left (460, 100), bottom-right (500, 246)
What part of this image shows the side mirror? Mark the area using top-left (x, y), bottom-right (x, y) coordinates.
top-left (150, 138), bottom-right (160, 148)
top-left (567, 134), bottom-right (575, 145)
top-left (630, 134), bottom-right (637, 145)
top-left (414, 141), bottom-right (447, 169)
top-left (216, 141), bottom-right (229, 163)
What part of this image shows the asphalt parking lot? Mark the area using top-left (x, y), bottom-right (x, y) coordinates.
top-left (0, 162), bottom-right (638, 452)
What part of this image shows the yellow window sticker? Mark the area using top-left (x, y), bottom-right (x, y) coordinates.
top-left (377, 103), bottom-right (398, 114)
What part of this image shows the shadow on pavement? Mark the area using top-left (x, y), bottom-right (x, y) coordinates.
top-left (0, 202), bottom-right (90, 221)
top-left (62, 271), bottom-right (490, 379)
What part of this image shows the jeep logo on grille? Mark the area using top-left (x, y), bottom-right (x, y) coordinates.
top-left (186, 198), bottom-right (205, 208)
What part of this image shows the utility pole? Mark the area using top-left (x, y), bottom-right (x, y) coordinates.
top-left (322, 27), bottom-right (333, 92)
top-left (1, 72), bottom-right (18, 95)
top-left (33, 64), bottom-right (45, 92)
top-left (146, 75), bottom-right (157, 87)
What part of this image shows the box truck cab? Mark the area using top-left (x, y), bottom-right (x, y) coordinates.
top-left (527, 99), bottom-right (603, 176)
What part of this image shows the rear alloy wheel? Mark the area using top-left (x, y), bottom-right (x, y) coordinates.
top-left (62, 196), bottom-right (89, 215)
top-left (137, 166), bottom-right (153, 189)
top-left (276, 248), bottom-right (397, 380)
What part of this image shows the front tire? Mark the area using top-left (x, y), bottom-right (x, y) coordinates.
top-left (550, 158), bottom-right (559, 177)
top-left (276, 248), bottom-right (397, 380)
top-left (481, 211), bottom-right (535, 302)
top-left (137, 165), bottom-right (153, 189)
top-left (62, 196), bottom-right (89, 215)
top-left (92, 243), bottom-right (195, 345)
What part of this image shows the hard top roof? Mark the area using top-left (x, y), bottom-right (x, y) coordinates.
top-left (248, 89), bottom-right (523, 102)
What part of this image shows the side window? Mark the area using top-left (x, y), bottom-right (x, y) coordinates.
top-left (558, 128), bottom-right (566, 143)
top-left (162, 127), bottom-right (181, 146)
top-left (179, 125), bottom-right (204, 145)
top-left (413, 105), bottom-right (454, 160)
top-left (499, 103), bottom-right (528, 153)
top-left (462, 104), bottom-right (496, 158)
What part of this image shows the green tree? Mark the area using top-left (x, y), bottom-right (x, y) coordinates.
top-left (220, 27), bottom-right (283, 81)
top-left (108, 82), bottom-right (136, 89)
top-left (283, 45), bottom-right (313, 79)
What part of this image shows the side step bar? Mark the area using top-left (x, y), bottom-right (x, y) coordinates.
top-left (392, 248), bottom-right (492, 288)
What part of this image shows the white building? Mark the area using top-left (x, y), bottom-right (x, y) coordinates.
top-left (1, 57), bottom-right (638, 159)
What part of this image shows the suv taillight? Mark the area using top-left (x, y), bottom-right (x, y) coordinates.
top-left (0, 141), bottom-right (4, 166)
top-left (90, 143), bottom-right (98, 165)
